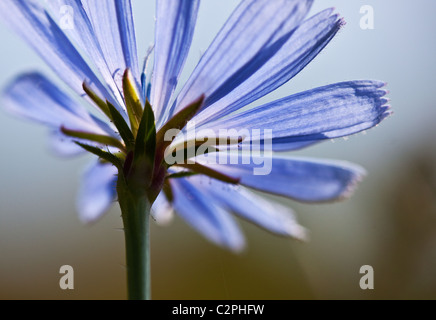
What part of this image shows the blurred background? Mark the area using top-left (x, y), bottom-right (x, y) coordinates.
top-left (0, 0), bottom-right (435, 299)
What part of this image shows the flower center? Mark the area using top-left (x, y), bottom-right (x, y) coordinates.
top-left (61, 68), bottom-right (239, 203)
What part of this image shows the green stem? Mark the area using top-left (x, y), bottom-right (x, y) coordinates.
top-left (117, 177), bottom-right (152, 300)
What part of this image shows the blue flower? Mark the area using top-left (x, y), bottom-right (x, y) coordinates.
top-left (1, 0), bottom-right (390, 252)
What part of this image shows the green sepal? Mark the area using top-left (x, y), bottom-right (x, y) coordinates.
top-left (156, 95), bottom-right (205, 151)
top-left (166, 171), bottom-right (198, 180)
top-left (129, 100), bottom-right (156, 186)
top-left (106, 101), bottom-right (135, 151)
top-left (162, 179), bottom-right (174, 203)
top-left (165, 145), bottom-right (218, 169)
top-left (75, 142), bottom-right (123, 170)
top-left (82, 82), bottom-right (112, 120)
top-left (163, 136), bottom-right (244, 168)
top-left (135, 100), bottom-right (156, 162)
top-left (175, 162), bottom-right (240, 184)
top-left (61, 126), bottom-right (126, 152)
top-left (123, 69), bottom-right (144, 136)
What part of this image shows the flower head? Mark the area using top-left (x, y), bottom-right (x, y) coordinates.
top-left (1, 0), bottom-right (390, 252)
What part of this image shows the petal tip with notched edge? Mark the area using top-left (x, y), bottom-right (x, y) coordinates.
top-left (336, 163), bottom-right (367, 201)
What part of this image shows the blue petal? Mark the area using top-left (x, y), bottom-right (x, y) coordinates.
top-left (194, 9), bottom-right (344, 126)
top-left (44, 0), bottom-right (125, 107)
top-left (194, 154), bottom-right (366, 202)
top-left (169, 0), bottom-right (313, 121)
top-left (2, 73), bottom-right (109, 134)
top-left (265, 139), bottom-right (321, 152)
top-left (81, 0), bottom-right (140, 88)
top-left (182, 175), bottom-right (307, 240)
top-left (114, 0), bottom-right (140, 81)
top-left (77, 161), bottom-right (118, 223)
top-left (151, 192), bottom-right (174, 225)
top-left (0, 0), bottom-right (116, 107)
top-left (152, 0), bottom-right (200, 127)
top-left (2, 73), bottom-right (119, 156)
top-left (202, 81), bottom-right (391, 151)
top-left (170, 176), bottom-right (245, 251)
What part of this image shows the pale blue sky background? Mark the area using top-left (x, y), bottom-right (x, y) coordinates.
top-left (0, 0), bottom-right (435, 299)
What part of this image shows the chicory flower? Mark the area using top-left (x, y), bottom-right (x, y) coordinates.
top-left (0, 0), bottom-right (390, 299)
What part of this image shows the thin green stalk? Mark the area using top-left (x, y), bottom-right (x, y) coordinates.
top-left (117, 176), bottom-right (151, 300)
